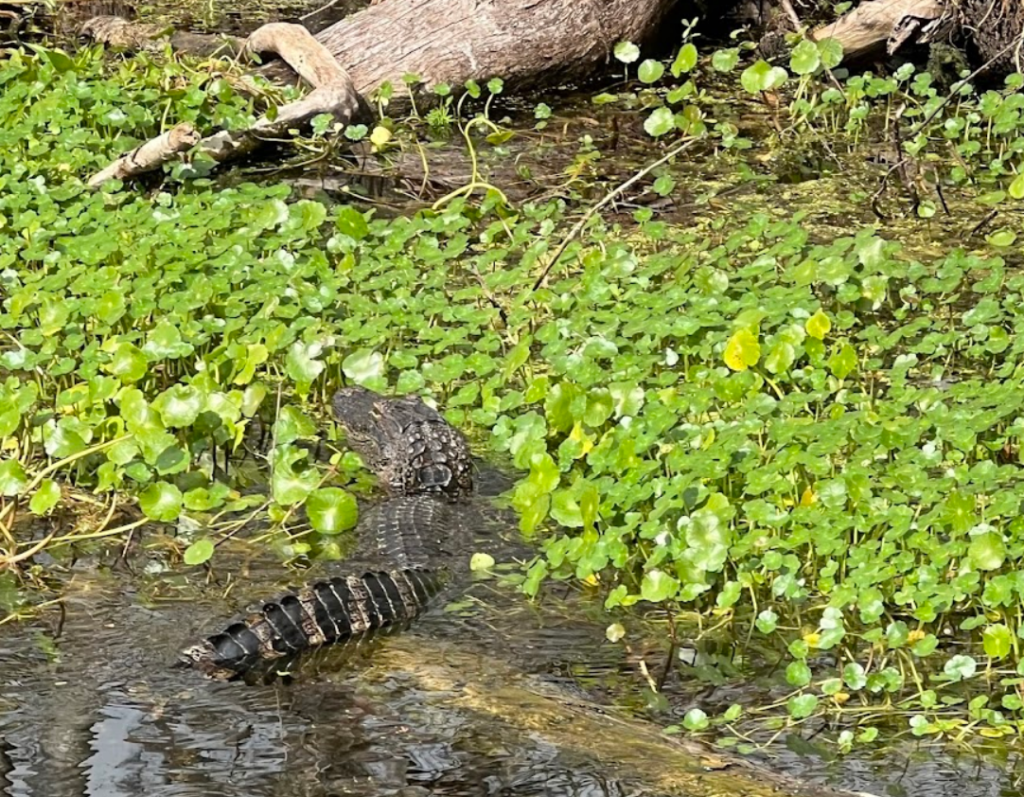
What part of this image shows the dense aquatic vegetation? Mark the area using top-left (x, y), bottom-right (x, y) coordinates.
top-left (6, 33), bottom-right (1024, 749)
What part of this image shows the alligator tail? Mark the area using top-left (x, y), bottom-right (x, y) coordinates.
top-left (179, 567), bottom-right (445, 680)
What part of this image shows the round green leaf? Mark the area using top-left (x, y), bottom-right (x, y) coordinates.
top-left (470, 552), bottom-right (496, 571)
top-left (306, 487), bottom-right (359, 534)
top-left (640, 569), bottom-right (678, 603)
top-left (817, 38), bottom-right (844, 68)
top-left (139, 481), bottom-right (183, 521)
top-left (786, 661), bottom-right (812, 686)
top-left (711, 48), bottom-right (739, 72)
top-left (724, 329), bottom-right (760, 371)
top-left (614, 41), bottom-right (640, 64)
top-left (155, 384), bottom-right (205, 428)
top-left (805, 309), bottom-right (832, 340)
top-left (983, 624), bottom-right (1013, 660)
top-left (106, 342), bottom-right (148, 383)
top-left (764, 341), bottom-right (795, 375)
top-left (183, 538), bottom-right (215, 566)
top-left (1009, 172), bottom-right (1024, 200)
top-left (787, 693), bottom-right (819, 719)
top-left (790, 40), bottom-right (821, 75)
top-left (671, 43), bottom-right (698, 76)
top-left (740, 60), bottom-right (787, 94)
top-left (286, 341), bottom-right (326, 386)
top-left (29, 479), bottom-right (61, 515)
top-left (644, 107), bottom-right (675, 137)
top-left (342, 348), bottom-right (385, 387)
top-left (969, 530), bottom-right (1006, 571)
top-left (638, 59), bottom-right (665, 84)
top-left (944, 654), bottom-right (977, 681)
top-left (0, 460), bottom-right (28, 497)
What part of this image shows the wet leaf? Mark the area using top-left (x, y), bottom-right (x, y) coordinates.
top-left (183, 538), bottom-right (215, 566)
top-left (306, 487), bottom-right (359, 534)
top-left (139, 482), bottom-right (183, 521)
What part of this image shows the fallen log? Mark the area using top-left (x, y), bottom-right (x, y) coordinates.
top-left (83, 0), bottom-right (684, 183)
top-left (366, 635), bottom-right (877, 797)
top-left (810, 0), bottom-right (944, 60)
top-left (812, 0), bottom-right (1023, 72)
top-left (87, 122), bottom-right (199, 187)
top-left (88, 21), bottom-right (360, 186)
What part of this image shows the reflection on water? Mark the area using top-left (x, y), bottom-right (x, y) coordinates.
top-left (0, 532), bottom-right (648, 797)
top-left (1, 536), bottom-right (1022, 797)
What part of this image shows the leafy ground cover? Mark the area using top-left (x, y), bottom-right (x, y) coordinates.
top-left (5, 33), bottom-right (1024, 753)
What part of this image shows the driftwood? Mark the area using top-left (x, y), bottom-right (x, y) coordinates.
top-left (83, 0), bottom-right (679, 184)
top-left (87, 21), bottom-right (359, 186)
top-left (812, 0), bottom-right (1024, 70)
top-left (87, 123), bottom-right (199, 187)
top-left (368, 636), bottom-right (877, 797)
top-left (810, 0), bottom-right (944, 59)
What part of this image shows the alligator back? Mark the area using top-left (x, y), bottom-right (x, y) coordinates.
top-left (180, 568), bottom-right (446, 680)
top-left (181, 389), bottom-right (477, 681)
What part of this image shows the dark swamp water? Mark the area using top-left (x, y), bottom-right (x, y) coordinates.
top-left (2, 472), bottom-right (1021, 797)
top-left (3, 1), bottom-right (1024, 795)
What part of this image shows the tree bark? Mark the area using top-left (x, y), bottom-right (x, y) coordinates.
top-left (83, 0), bottom-right (685, 182)
top-left (262, 0), bottom-right (682, 95)
top-left (958, 0), bottom-right (1024, 74)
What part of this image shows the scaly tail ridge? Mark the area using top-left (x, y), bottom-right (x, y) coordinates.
top-left (180, 568), bottom-right (445, 679)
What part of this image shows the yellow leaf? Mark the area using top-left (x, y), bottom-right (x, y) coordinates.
top-left (800, 487), bottom-right (816, 506)
top-left (569, 421), bottom-right (595, 456)
top-left (723, 329), bottom-right (760, 371)
top-left (805, 309), bottom-right (832, 340)
top-left (370, 126), bottom-right (392, 148)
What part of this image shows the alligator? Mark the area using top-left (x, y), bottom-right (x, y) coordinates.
top-left (179, 387), bottom-right (475, 680)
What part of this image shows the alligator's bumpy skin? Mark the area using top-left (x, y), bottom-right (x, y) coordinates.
top-left (180, 568), bottom-right (446, 680)
top-left (180, 388), bottom-right (473, 680)
top-left (331, 387), bottom-right (473, 501)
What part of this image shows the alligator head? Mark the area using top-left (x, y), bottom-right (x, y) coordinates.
top-left (331, 387), bottom-right (473, 501)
